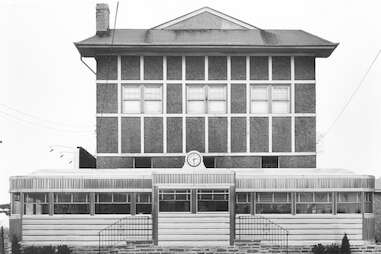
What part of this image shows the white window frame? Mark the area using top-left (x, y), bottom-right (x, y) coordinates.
top-left (121, 84), bottom-right (163, 114)
top-left (250, 84), bottom-right (291, 114)
top-left (186, 84), bottom-right (227, 114)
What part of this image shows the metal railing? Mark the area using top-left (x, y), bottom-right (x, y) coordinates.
top-left (236, 215), bottom-right (289, 251)
top-left (98, 215), bottom-right (152, 254)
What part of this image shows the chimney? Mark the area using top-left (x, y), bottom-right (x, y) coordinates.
top-left (96, 3), bottom-right (110, 36)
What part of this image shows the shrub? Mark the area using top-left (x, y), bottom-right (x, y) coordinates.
top-left (11, 236), bottom-right (21, 254)
top-left (341, 233), bottom-right (351, 254)
top-left (312, 243), bottom-right (326, 254)
top-left (23, 245), bottom-right (72, 254)
top-left (326, 243), bottom-right (340, 254)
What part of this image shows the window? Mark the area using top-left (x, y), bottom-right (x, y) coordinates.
top-left (250, 85), bottom-right (290, 114)
top-left (122, 85), bottom-right (162, 114)
top-left (337, 192), bottom-right (362, 214)
top-left (256, 192), bottom-right (291, 214)
top-left (364, 192), bottom-right (373, 213)
top-left (296, 192), bottom-right (332, 214)
top-left (236, 192), bottom-right (250, 214)
top-left (11, 193), bottom-right (21, 215)
top-left (137, 193), bottom-right (152, 214)
top-left (261, 156), bottom-right (278, 168)
top-left (95, 193), bottom-right (130, 214)
top-left (24, 193), bottom-right (49, 215)
top-left (159, 189), bottom-right (191, 212)
top-left (187, 85), bottom-right (226, 114)
top-left (203, 157), bottom-right (215, 168)
top-left (198, 189), bottom-right (229, 212)
top-left (54, 193), bottom-right (90, 214)
top-left (134, 157), bottom-right (152, 168)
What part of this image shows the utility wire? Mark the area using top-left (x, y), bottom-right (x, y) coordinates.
top-left (0, 103), bottom-right (94, 129)
top-left (319, 49), bottom-right (381, 143)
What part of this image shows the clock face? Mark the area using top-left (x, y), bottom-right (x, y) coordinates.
top-left (187, 152), bottom-right (202, 167)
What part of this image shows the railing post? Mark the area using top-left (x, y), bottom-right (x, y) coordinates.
top-left (229, 185), bottom-right (236, 246)
top-left (152, 186), bottom-right (159, 245)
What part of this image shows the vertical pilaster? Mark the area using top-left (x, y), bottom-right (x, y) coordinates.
top-left (251, 192), bottom-right (256, 215)
top-left (291, 192), bottom-right (296, 215)
top-left (332, 192), bottom-right (337, 215)
top-left (191, 189), bottom-right (197, 214)
top-left (152, 186), bottom-right (159, 245)
top-left (49, 192), bottom-right (54, 216)
top-left (20, 193), bottom-right (24, 217)
top-left (229, 185), bottom-right (236, 246)
top-left (90, 192), bottom-right (95, 216)
top-left (131, 192), bottom-right (137, 215)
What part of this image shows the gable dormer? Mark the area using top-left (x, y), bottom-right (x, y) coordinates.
top-left (152, 7), bottom-right (260, 30)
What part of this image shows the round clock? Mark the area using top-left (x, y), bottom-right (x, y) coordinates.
top-left (186, 152), bottom-right (202, 167)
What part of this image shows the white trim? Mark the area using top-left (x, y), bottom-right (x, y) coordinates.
top-left (140, 56), bottom-right (144, 80)
top-left (152, 7), bottom-right (259, 30)
top-left (163, 56), bottom-right (167, 153)
top-left (205, 116), bottom-right (208, 153)
top-left (141, 116), bottom-right (144, 153)
top-left (269, 116), bottom-right (272, 152)
top-left (291, 56), bottom-right (296, 152)
top-left (205, 56), bottom-right (208, 81)
top-left (96, 113), bottom-right (316, 117)
top-left (98, 80), bottom-right (316, 84)
top-left (268, 56), bottom-right (272, 81)
top-left (246, 56), bottom-right (250, 153)
top-left (117, 56), bottom-right (122, 154)
top-left (182, 56), bottom-right (186, 153)
top-left (227, 56), bottom-right (231, 153)
top-left (96, 152), bottom-right (317, 157)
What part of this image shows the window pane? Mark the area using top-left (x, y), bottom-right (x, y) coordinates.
top-left (73, 193), bottom-right (88, 203)
top-left (187, 101), bottom-right (205, 114)
top-left (98, 193), bottom-right (112, 203)
top-left (251, 101), bottom-right (269, 114)
top-left (122, 101), bottom-right (140, 113)
top-left (113, 193), bottom-right (128, 203)
top-left (122, 86), bottom-right (140, 100)
top-left (272, 87), bottom-right (289, 100)
top-left (272, 101), bottom-right (290, 114)
top-left (208, 101), bottom-right (226, 114)
top-left (298, 193), bottom-right (313, 202)
top-left (337, 203), bottom-right (361, 214)
top-left (55, 193), bottom-right (71, 203)
top-left (188, 86), bottom-right (205, 100)
top-left (339, 193), bottom-right (359, 202)
top-left (257, 193), bottom-right (272, 202)
top-left (251, 87), bottom-right (268, 100)
top-left (137, 193), bottom-right (151, 203)
top-left (274, 193), bottom-right (288, 202)
top-left (237, 193), bottom-right (249, 203)
top-left (315, 192), bottom-right (330, 202)
top-left (208, 86), bottom-right (226, 100)
top-left (144, 101), bottom-right (162, 114)
top-left (256, 204), bottom-right (291, 214)
top-left (144, 86), bottom-right (162, 100)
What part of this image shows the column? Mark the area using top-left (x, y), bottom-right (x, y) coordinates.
top-left (229, 186), bottom-right (236, 246)
top-left (152, 187), bottom-right (159, 245)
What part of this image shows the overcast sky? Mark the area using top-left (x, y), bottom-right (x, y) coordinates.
top-left (1, 0), bottom-right (380, 224)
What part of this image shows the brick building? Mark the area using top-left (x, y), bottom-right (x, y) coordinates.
top-left (9, 4), bottom-right (375, 251)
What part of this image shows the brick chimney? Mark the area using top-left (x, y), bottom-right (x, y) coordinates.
top-left (96, 3), bottom-right (110, 36)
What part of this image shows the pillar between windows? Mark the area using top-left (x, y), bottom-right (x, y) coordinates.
top-left (152, 186), bottom-right (159, 245)
top-left (49, 193), bottom-right (54, 216)
top-left (20, 192), bottom-right (24, 217)
top-left (332, 192), bottom-right (337, 215)
top-left (131, 192), bottom-right (137, 216)
top-left (291, 192), bottom-right (296, 215)
top-left (229, 185), bottom-right (236, 246)
top-left (191, 189), bottom-right (197, 214)
top-left (89, 193), bottom-right (95, 216)
top-left (250, 192), bottom-right (256, 215)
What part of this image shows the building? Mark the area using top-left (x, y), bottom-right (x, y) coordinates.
top-left (9, 4), bottom-right (375, 251)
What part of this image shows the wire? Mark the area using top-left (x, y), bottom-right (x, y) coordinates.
top-left (319, 49), bottom-right (381, 143)
top-left (0, 103), bottom-right (94, 129)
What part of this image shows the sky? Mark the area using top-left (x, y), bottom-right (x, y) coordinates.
top-left (1, 0), bottom-right (381, 224)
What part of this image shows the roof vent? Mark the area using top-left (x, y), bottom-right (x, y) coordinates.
top-left (96, 3), bottom-right (110, 36)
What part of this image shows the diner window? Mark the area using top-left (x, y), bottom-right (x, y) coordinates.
top-left (203, 157), bottom-right (215, 168)
top-left (296, 192), bottom-right (332, 214)
top-left (122, 85), bottom-right (162, 114)
top-left (159, 189), bottom-right (191, 212)
top-left (236, 192), bottom-right (251, 214)
top-left (250, 85), bottom-right (290, 114)
top-left (198, 189), bottom-right (229, 212)
top-left (256, 192), bottom-right (291, 214)
top-left (337, 192), bottom-right (362, 214)
top-left (364, 192), bottom-right (373, 213)
top-left (137, 193), bottom-right (152, 214)
top-left (187, 85), bottom-right (227, 114)
top-left (11, 193), bottom-right (21, 215)
top-left (95, 193), bottom-right (130, 214)
top-left (24, 193), bottom-right (49, 215)
top-left (134, 157), bottom-right (152, 168)
top-left (54, 193), bottom-right (90, 214)
top-left (262, 156), bottom-right (278, 168)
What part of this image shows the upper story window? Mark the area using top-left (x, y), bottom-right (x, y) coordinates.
top-left (250, 85), bottom-right (290, 114)
top-left (122, 84), bottom-right (162, 114)
top-left (187, 84), bottom-right (226, 114)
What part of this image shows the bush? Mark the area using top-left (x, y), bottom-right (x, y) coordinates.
top-left (11, 236), bottom-right (21, 254)
top-left (23, 245), bottom-right (71, 254)
top-left (341, 233), bottom-right (351, 254)
top-left (312, 243), bottom-right (326, 254)
top-left (326, 243), bottom-right (340, 254)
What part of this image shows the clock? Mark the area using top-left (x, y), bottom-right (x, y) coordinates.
top-left (186, 151), bottom-right (202, 167)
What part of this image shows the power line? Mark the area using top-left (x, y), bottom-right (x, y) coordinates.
top-left (0, 103), bottom-right (94, 129)
top-left (319, 49), bottom-right (381, 143)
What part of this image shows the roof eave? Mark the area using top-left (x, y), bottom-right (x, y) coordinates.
top-left (75, 43), bottom-right (338, 58)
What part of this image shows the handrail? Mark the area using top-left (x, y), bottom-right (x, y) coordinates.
top-left (98, 215), bottom-right (152, 254)
top-left (236, 214), bottom-right (289, 252)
